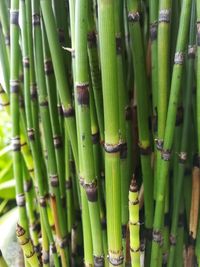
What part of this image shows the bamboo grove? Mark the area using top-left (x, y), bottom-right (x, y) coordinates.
top-left (1, 0), bottom-right (200, 266)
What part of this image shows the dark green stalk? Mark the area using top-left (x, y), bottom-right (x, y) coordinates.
top-left (150, 0), bottom-right (192, 265)
top-left (98, 0), bottom-right (123, 265)
top-left (0, 0), bottom-right (10, 60)
top-left (167, 3), bottom-right (195, 265)
top-left (127, 0), bottom-right (154, 263)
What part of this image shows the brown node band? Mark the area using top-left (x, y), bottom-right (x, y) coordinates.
top-left (53, 135), bottom-right (62, 148)
top-left (39, 196), bottom-right (46, 207)
top-left (155, 138), bottom-right (163, 151)
top-left (116, 35), bottom-right (122, 55)
top-left (129, 178), bottom-right (138, 192)
top-left (107, 253), bottom-right (124, 266)
top-left (153, 230), bottom-right (163, 246)
top-left (24, 179), bottom-right (33, 192)
top-left (104, 142), bottom-right (120, 153)
top-left (125, 105), bottom-right (132, 120)
top-left (58, 236), bottom-right (68, 249)
top-left (92, 132), bottom-right (100, 144)
top-left (150, 22), bottom-right (158, 41)
top-left (159, 9), bottom-right (171, 23)
top-left (87, 31), bottom-right (97, 48)
top-left (26, 249), bottom-right (36, 259)
top-left (174, 52), bottom-right (184, 65)
top-left (50, 243), bottom-right (57, 254)
top-left (76, 83), bottom-right (90, 105)
top-left (30, 84), bottom-right (38, 100)
top-left (16, 223), bottom-right (26, 237)
top-left (11, 136), bottom-right (21, 151)
top-left (42, 251), bottom-right (49, 264)
top-left (32, 13), bottom-right (40, 26)
top-left (23, 57), bottom-right (30, 68)
top-left (84, 179), bottom-right (98, 202)
top-left (34, 244), bottom-right (41, 254)
top-left (50, 174), bottom-right (59, 187)
top-left (44, 59), bottom-right (54, 75)
top-left (31, 221), bottom-right (39, 232)
top-left (65, 178), bottom-right (72, 189)
top-left (10, 80), bottom-right (20, 94)
top-left (138, 142), bottom-right (151, 155)
top-left (128, 11), bottom-right (140, 23)
top-left (197, 21), bottom-right (200, 46)
top-left (188, 45), bottom-right (196, 58)
top-left (169, 234), bottom-right (176, 246)
top-left (130, 247), bottom-right (140, 253)
top-left (39, 100), bottom-right (48, 107)
top-left (10, 10), bottom-right (19, 25)
top-left (16, 193), bottom-right (25, 207)
top-left (120, 142), bottom-right (128, 159)
top-left (28, 128), bottom-right (35, 141)
top-left (63, 106), bottom-right (75, 117)
top-left (161, 149), bottom-right (171, 161)
top-left (178, 151), bottom-right (187, 164)
top-left (94, 255), bottom-right (104, 267)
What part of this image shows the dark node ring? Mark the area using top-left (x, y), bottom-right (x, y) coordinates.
top-left (174, 52), bottom-right (184, 65)
top-left (50, 243), bottom-right (57, 254)
top-left (129, 220), bottom-right (140, 226)
top-left (120, 142), bottom-right (128, 159)
top-left (31, 221), bottom-right (39, 232)
top-left (28, 168), bottom-right (34, 173)
top-left (159, 9), bottom-right (171, 23)
top-left (130, 247), bottom-right (140, 253)
top-left (32, 13), bottom-right (40, 26)
top-left (188, 235), bottom-right (196, 246)
top-left (58, 236), bottom-right (68, 249)
top-left (16, 223), bottom-right (26, 237)
top-left (39, 100), bottom-right (48, 107)
top-left (26, 249), bottom-right (36, 259)
top-left (193, 153), bottom-right (200, 168)
top-left (11, 136), bottom-right (21, 151)
top-left (76, 82), bottom-right (90, 105)
top-left (63, 106), bottom-right (75, 118)
top-left (42, 251), bottom-right (50, 264)
top-left (20, 237), bottom-right (30, 246)
top-left (104, 142), bottom-right (121, 153)
top-left (150, 22), bottom-right (158, 41)
top-left (107, 253), bottom-right (124, 266)
top-left (128, 11), bottom-right (140, 23)
top-left (178, 151), bottom-right (187, 164)
top-left (129, 178), bottom-right (138, 192)
top-left (87, 30), bottom-right (97, 48)
top-left (34, 244), bottom-right (41, 254)
top-left (92, 132), bottom-right (100, 144)
top-left (57, 105), bottom-right (63, 116)
top-left (24, 179), bottom-right (33, 192)
top-left (39, 196), bottom-right (47, 207)
top-left (169, 234), bottom-right (176, 246)
top-left (79, 176), bottom-right (85, 187)
top-left (10, 10), bottom-right (19, 25)
top-left (53, 135), bottom-right (62, 148)
top-left (10, 80), bottom-right (20, 93)
top-left (138, 142), bottom-right (151, 155)
top-left (0, 102), bottom-right (10, 107)
top-left (116, 34), bottom-right (122, 55)
top-left (50, 174), bottom-right (59, 187)
top-left (161, 149), bottom-right (171, 161)
top-left (30, 84), bottom-right (38, 100)
top-left (44, 59), bottom-right (54, 75)
top-left (16, 193), bottom-right (26, 207)
top-left (125, 105), bottom-right (132, 120)
top-left (23, 57), bottom-right (30, 68)
top-left (188, 45), bottom-right (196, 58)
top-left (152, 230), bottom-right (163, 246)
top-left (84, 179), bottom-right (98, 202)
top-left (27, 128), bottom-right (35, 141)
top-left (94, 255), bottom-right (104, 267)
top-left (65, 178), bottom-right (72, 189)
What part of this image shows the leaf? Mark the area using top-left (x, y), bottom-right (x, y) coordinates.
top-left (0, 180), bottom-right (16, 199)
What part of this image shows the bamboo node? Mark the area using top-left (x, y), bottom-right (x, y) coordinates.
top-left (39, 99), bottom-right (49, 107)
top-left (128, 11), bottom-right (140, 23)
top-left (0, 102), bottom-right (10, 107)
top-left (16, 193), bottom-right (26, 207)
top-left (50, 174), bottom-right (59, 187)
top-left (130, 247), bottom-right (140, 253)
top-left (107, 252), bottom-right (124, 266)
top-left (30, 83), bottom-right (38, 100)
top-left (26, 249), bottom-right (36, 259)
top-left (101, 218), bottom-right (107, 230)
top-left (24, 179), bottom-right (33, 192)
top-left (150, 22), bottom-right (158, 41)
top-left (11, 136), bottom-right (21, 151)
top-left (92, 132), bottom-right (100, 144)
top-left (188, 45), bottom-right (196, 58)
top-left (162, 253), bottom-right (168, 265)
top-left (94, 255), bottom-right (104, 267)
top-left (16, 223), bottom-right (26, 237)
top-left (65, 178), bottom-right (72, 189)
top-left (53, 135), bottom-right (63, 148)
top-left (42, 250), bottom-right (49, 264)
top-left (62, 106), bottom-right (75, 118)
top-left (84, 179), bottom-right (98, 202)
top-left (27, 128), bottom-right (35, 141)
top-left (87, 31), bottom-right (97, 48)
top-left (32, 13), bottom-right (40, 26)
top-left (174, 52), bottom-right (184, 65)
top-left (159, 9), bottom-right (171, 23)
top-left (152, 230), bottom-right (163, 246)
top-left (161, 149), bottom-right (171, 161)
top-left (104, 142), bottom-right (121, 153)
top-left (23, 57), bottom-right (30, 68)
top-left (10, 10), bottom-right (19, 25)
top-left (125, 105), bottom-right (132, 120)
top-left (10, 80), bottom-right (20, 94)
top-left (39, 196), bottom-right (47, 207)
top-left (57, 236), bottom-right (68, 248)
top-left (169, 234), bottom-right (176, 246)
top-left (57, 104), bottom-right (63, 116)
top-left (178, 151), bottom-right (187, 163)
top-left (50, 243), bottom-right (57, 254)
top-left (76, 82), bottom-right (90, 105)
top-left (44, 59), bottom-right (54, 75)
top-left (129, 178), bottom-right (138, 192)
top-left (138, 142), bottom-right (151, 155)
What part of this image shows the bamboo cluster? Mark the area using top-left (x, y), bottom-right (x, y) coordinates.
top-left (0, 0), bottom-right (200, 266)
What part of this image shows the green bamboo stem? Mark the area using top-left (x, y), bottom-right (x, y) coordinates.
top-left (0, 0), bottom-right (10, 61)
top-left (150, 0), bottom-right (192, 265)
top-left (167, 4), bottom-right (195, 265)
top-left (129, 179), bottom-right (140, 267)
top-left (75, 0), bottom-right (104, 264)
top-left (41, 218), bottom-right (50, 267)
top-left (98, 0), bottom-right (123, 265)
top-left (127, 0), bottom-right (154, 263)
top-left (40, 0), bottom-right (78, 168)
top-left (0, 23), bottom-right (9, 93)
top-left (0, 250), bottom-right (8, 267)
